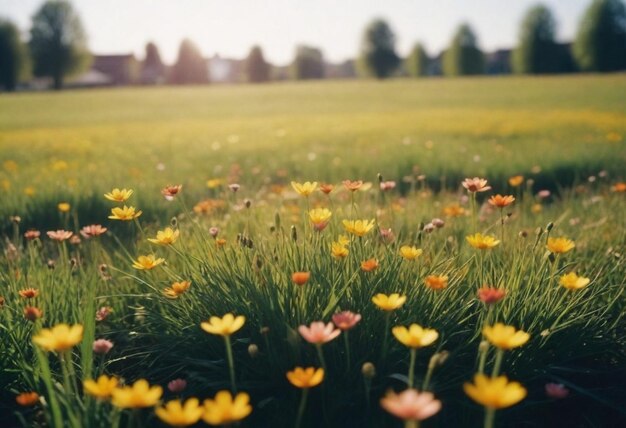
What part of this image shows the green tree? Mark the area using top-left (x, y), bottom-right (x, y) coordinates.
top-left (0, 18), bottom-right (28, 91)
top-left (170, 38), bottom-right (209, 84)
top-left (29, 0), bottom-right (90, 90)
top-left (443, 23), bottom-right (484, 76)
top-left (574, 0), bottom-right (626, 71)
top-left (245, 45), bottom-right (270, 83)
top-left (406, 43), bottom-right (429, 77)
top-left (359, 19), bottom-right (400, 78)
top-left (291, 45), bottom-right (324, 80)
top-left (512, 5), bottom-right (561, 73)
top-left (141, 41), bottom-right (165, 84)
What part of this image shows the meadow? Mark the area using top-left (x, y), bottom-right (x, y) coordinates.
top-left (0, 75), bottom-right (625, 427)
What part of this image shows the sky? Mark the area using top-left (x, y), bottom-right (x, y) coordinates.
top-left (0, 0), bottom-right (591, 65)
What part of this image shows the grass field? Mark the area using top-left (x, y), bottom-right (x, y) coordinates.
top-left (0, 75), bottom-right (625, 427)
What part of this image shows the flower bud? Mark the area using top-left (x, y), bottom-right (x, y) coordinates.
top-left (361, 362), bottom-right (376, 379)
top-left (248, 344), bottom-right (259, 358)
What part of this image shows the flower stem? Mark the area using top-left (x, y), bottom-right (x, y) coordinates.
top-left (295, 388), bottom-right (309, 428)
top-left (344, 331), bottom-right (351, 371)
top-left (224, 335), bottom-right (237, 393)
top-left (408, 348), bottom-right (417, 388)
top-left (316, 344), bottom-right (327, 374)
top-left (491, 349), bottom-right (504, 378)
top-left (381, 312), bottom-right (391, 363)
top-left (484, 407), bottom-right (496, 428)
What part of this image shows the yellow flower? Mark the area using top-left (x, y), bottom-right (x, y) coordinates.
top-left (156, 398), bottom-right (204, 427)
top-left (392, 324), bottom-right (439, 348)
top-left (372, 293), bottom-right (406, 311)
top-left (111, 379), bottom-right (163, 409)
top-left (24, 186), bottom-right (36, 196)
top-left (466, 233), bottom-right (500, 250)
top-left (342, 219), bottom-right (375, 237)
top-left (508, 175), bottom-right (524, 187)
top-left (163, 281), bottom-right (192, 298)
top-left (83, 375), bottom-right (119, 400)
top-left (108, 206), bottom-right (142, 221)
top-left (132, 255), bottom-right (165, 270)
top-left (464, 374), bottom-right (527, 409)
top-left (291, 181), bottom-right (318, 196)
top-left (399, 245), bottom-right (423, 261)
top-left (148, 227), bottom-right (180, 245)
top-left (483, 323), bottom-right (530, 350)
top-left (338, 235), bottom-right (351, 246)
top-left (546, 237), bottom-right (575, 254)
top-left (202, 391), bottom-right (252, 425)
top-left (559, 272), bottom-right (590, 290)
top-left (32, 323), bottom-right (83, 352)
top-left (309, 208), bottom-right (332, 225)
top-left (104, 188), bottom-right (133, 202)
top-left (286, 367), bottom-right (324, 388)
top-left (57, 202), bottom-right (71, 213)
top-left (206, 178), bottom-right (223, 189)
top-left (201, 313), bottom-right (245, 336)
top-left (331, 242), bottom-right (349, 259)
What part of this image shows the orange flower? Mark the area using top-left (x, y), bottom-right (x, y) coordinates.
top-left (424, 275), bottom-right (448, 290)
top-left (161, 184), bottom-right (183, 200)
top-left (477, 287), bottom-right (506, 304)
top-left (163, 281), bottom-right (192, 298)
top-left (361, 258), bottom-right (379, 272)
top-left (442, 204), bottom-right (466, 218)
top-left (16, 392), bottom-right (39, 407)
top-left (508, 175), bottom-right (524, 187)
top-left (612, 182), bottom-right (626, 193)
top-left (292, 272), bottom-right (310, 286)
top-left (19, 288), bottom-right (39, 299)
top-left (286, 367), bottom-right (324, 388)
top-left (24, 306), bottom-right (43, 321)
top-left (488, 195), bottom-right (515, 208)
top-left (343, 180), bottom-right (363, 191)
top-left (319, 183), bottom-right (334, 194)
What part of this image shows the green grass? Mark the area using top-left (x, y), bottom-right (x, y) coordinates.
top-left (0, 76), bottom-right (625, 427)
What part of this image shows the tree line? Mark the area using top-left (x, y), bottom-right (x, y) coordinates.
top-left (1, 0), bottom-right (625, 90)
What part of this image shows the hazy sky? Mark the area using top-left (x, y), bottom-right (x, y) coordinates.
top-left (1, 0), bottom-right (591, 65)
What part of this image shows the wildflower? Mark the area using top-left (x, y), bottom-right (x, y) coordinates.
top-left (111, 379), bottom-right (163, 408)
top-left (309, 208), bottom-right (332, 231)
top-left (545, 383), bottom-right (569, 399)
top-left (70, 236), bottom-right (81, 245)
top-left (24, 306), bottom-right (43, 321)
top-left (201, 313), bottom-right (245, 336)
top-left (343, 180), bottom-right (363, 191)
top-left (538, 190), bottom-right (551, 199)
top-left (431, 218), bottom-right (445, 228)
top-left (80, 224), bottom-right (107, 238)
top-left (164, 281), bottom-right (192, 298)
top-left (531, 203), bottom-right (543, 214)
top-left (424, 275), bottom-right (449, 290)
top-left (423, 223), bottom-right (435, 233)
top-left (298, 321), bottom-right (341, 344)
top-left (331, 242), bottom-right (349, 259)
top-left (292, 272), bottom-right (310, 286)
top-left (19, 288), bottom-right (39, 299)
top-left (168, 378), bottom-right (187, 394)
top-left (156, 398), bottom-right (204, 427)
top-left (392, 324), bottom-right (439, 348)
top-left (332, 311), bottom-right (362, 331)
top-left (466, 233), bottom-right (501, 250)
top-left (319, 183), bottom-right (334, 194)
top-left (104, 188), bottom-right (133, 202)
top-left (546, 237), bottom-right (575, 255)
top-left (379, 227), bottom-right (395, 243)
top-left (488, 195), bottom-right (515, 208)
top-left (477, 287), bottom-right (506, 304)
top-left (372, 293), bottom-right (406, 311)
top-left (462, 177), bottom-right (491, 193)
top-left (108, 206), bottom-right (142, 221)
top-left (32, 323), bottom-right (83, 352)
top-left (216, 238), bottom-right (227, 247)
top-left (206, 178), bottom-right (223, 189)
top-left (400, 245), bottom-right (423, 261)
top-left (361, 258), bottom-right (379, 272)
top-left (612, 182), bottom-right (626, 192)
top-left (93, 339), bottom-right (114, 354)
top-left (442, 204), bottom-right (466, 217)
top-left (132, 255), bottom-right (164, 270)
top-left (209, 227), bottom-right (220, 238)
top-left (286, 367), bottom-right (324, 388)
top-left (96, 306), bottom-right (113, 322)
top-left (24, 230), bottom-right (41, 240)
top-left (58, 202), bottom-right (71, 212)
top-left (291, 181), bottom-right (318, 196)
top-left (16, 392), bottom-right (39, 407)
top-left (342, 219), bottom-right (375, 236)
top-left (161, 184), bottom-right (183, 200)
top-left (47, 230), bottom-right (73, 242)
top-left (464, 374), bottom-right (526, 409)
top-left (83, 375), bottom-right (119, 399)
top-left (559, 272), bottom-right (590, 290)
top-left (380, 389), bottom-right (442, 422)
top-left (362, 362), bottom-right (376, 379)
top-left (508, 175), bottom-right (524, 187)
top-left (148, 227), bottom-right (180, 245)
top-left (202, 391), bottom-right (252, 425)
top-left (228, 183), bottom-right (240, 192)
top-left (380, 181), bottom-right (396, 191)
top-left (483, 323), bottom-right (530, 350)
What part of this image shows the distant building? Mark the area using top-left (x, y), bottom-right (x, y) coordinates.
top-left (207, 54), bottom-right (243, 83)
top-left (92, 54), bottom-right (139, 85)
top-left (486, 49), bottom-right (511, 75)
top-left (325, 60), bottom-right (357, 79)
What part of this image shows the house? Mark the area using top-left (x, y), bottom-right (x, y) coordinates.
top-left (91, 54), bottom-right (139, 85)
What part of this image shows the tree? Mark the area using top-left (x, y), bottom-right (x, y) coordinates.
top-left (245, 45), bottom-right (270, 83)
top-left (291, 45), bottom-right (324, 80)
top-left (141, 41), bottom-right (165, 84)
top-left (406, 43), bottom-right (429, 77)
top-left (359, 19), bottom-right (400, 78)
top-left (443, 23), bottom-right (484, 76)
top-left (0, 18), bottom-right (28, 91)
top-left (29, 0), bottom-right (90, 90)
top-left (573, 0), bottom-right (626, 72)
top-left (512, 5), bottom-right (561, 73)
top-left (170, 38), bottom-right (209, 84)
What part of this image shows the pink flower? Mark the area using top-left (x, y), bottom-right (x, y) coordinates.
top-left (332, 311), bottom-right (362, 331)
top-left (24, 230), bottom-right (41, 240)
top-left (431, 218), bottom-right (445, 228)
top-left (545, 383), bottom-right (569, 399)
top-left (168, 378), bottom-right (187, 393)
top-left (538, 190), bottom-right (551, 199)
top-left (46, 230), bottom-right (73, 241)
top-left (80, 225), bottom-right (108, 238)
top-left (209, 227), bottom-right (220, 238)
top-left (379, 227), bottom-right (395, 244)
top-left (380, 181), bottom-right (396, 191)
top-left (462, 177), bottom-right (491, 193)
top-left (228, 183), bottom-right (240, 192)
top-left (95, 306), bottom-right (113, 322)
top-left (92, 339), bottom-right (114, 354)
top-left (380, 389), bottom-right (442, 421)
top-left (298, 321), bottom-right (341, 345)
